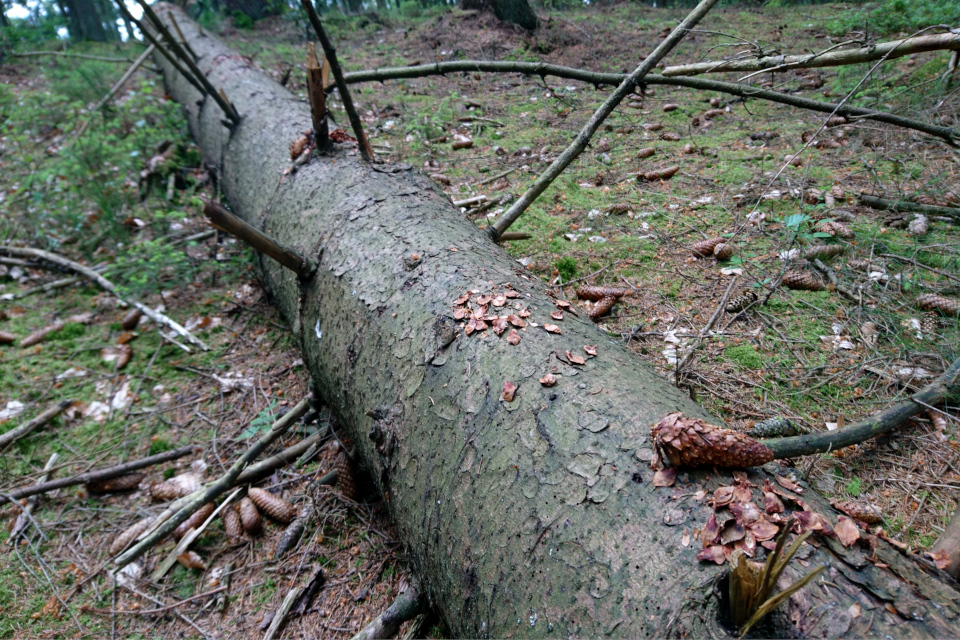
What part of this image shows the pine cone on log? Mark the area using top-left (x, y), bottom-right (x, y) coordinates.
top-left (239, 497), bottom-right (262, 535)
top-left (916, 294), bottom-right (960, 317)
top-left (335, 451), bottom-right (359, 501)
top-left (576, 286), bottom-right (631, 301)
top-left (690, 237), bottom-right (725, 258)
top-left (247, 487), bottom-right (296, 523)
top-left (651, 412), bottom-right (774, 469)
top-left (803, 244), bottom-right (844, 260)
top-left (173, 502), bottom-right (216, 539)
top-left (110, 517), bottom-right (153, 556)
top-left (832, 500), bottom-right (882, 524)
top-left (222, 504), bottom-right (243, 542)
top-left (724, 291), bottom-right (758, 314)
top-left (86, 472), bottom-right (144, 494)
top-left (782, 270), bottom-right (825, 291)
top-left (588, 296), bottom-right (617, 321)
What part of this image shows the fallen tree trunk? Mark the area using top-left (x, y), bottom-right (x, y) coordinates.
top-left (153, 7), bottom-right (960, 637)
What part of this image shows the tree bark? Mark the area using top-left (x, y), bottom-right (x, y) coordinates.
top-left (153, 7), bottom-right (960, 637)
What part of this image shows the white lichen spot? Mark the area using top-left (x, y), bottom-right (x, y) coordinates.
top-left (314, 320), bottom-right (322, 340)
top-left (529, 611), bottom-right (538, 627)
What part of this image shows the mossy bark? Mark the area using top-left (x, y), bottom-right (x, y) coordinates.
top-left (154, 7), bottom-right (960, 637)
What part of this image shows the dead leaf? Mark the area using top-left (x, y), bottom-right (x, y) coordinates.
top-left (508, 315), bottom-right (526, 328)
top-left (555, 300), bottom-right (571, 309)
top-left (748, 518), bottom-right (780, 541)
top-left (492, 295), bottom-right (506, 307)
top-left (544, 324), bottom-right (562, 334)
top-left (454, 292), bottom-right (471, 305)
top-left (696, 545), bottom-right (726, 564)
top-left (701, 514), bottom-right (720, 546)
top-left (764, 492), bottom-right (785, 514)
top-left (506, 330), bottom-right (521, 345)
top-left (501, 380), bottom-right (517, 402)
top-left (584, 345), bottom-right (597, 356)
top-left (776, 475), bottom-right (803, 493)
top-left (492, 317), bottom-right (509, 335)
top-left (653, 467), bottom-right (676, 487)
top-left (712, 485), bottom-right (735, 507)
top-left (835, 515), bottom-right (860, 547)
top-left (177, 551), bottom-right (207, 570)
top-left (476, 295), bottom-right (492, 306)
top-left (848, 602), bottom-right (861, 619)
top-left (518, 308), bottom-right (531, 318)
top-left (539, 373), bottom-right (557, 387)
top-left (565, 350), bottom-right (585, 365)
top-left (550, 310), bottom-right (564, 320)
top-left (927, 549), bottom-right (951, 571)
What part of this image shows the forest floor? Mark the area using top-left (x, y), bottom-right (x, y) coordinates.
top-left (1, 2), bottom-right (959, 638)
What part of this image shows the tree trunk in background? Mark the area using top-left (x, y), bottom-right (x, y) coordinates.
top-left (461, 0), bottom-right (537, 30)
top-left (152, 6), bottom-right (960, 637)
top-left (223, 0), bottom-right (280, 20)
top-left (0, 1), bottom-right (9, 28)
top-left (62, 0), bottom-right (108, 40)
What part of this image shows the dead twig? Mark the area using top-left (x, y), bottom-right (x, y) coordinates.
top-left (78, 44), bottom-right (156, 137)
top-left (81, 586), bottom-right (227, 616)
top-left (0, 399), bottom-right (72, 449)
top-left (7, 453), bottom-right (59, 545)
top-left (675, 277), bottom-right (738, 379)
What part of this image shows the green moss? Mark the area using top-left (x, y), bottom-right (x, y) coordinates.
top-left (47, 322), bottom-right (85, 341)
top-left (725, 344), bottom-right (763, 369)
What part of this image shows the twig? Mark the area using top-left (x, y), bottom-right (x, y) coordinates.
top-left (11, 51), bottom-right (135, 63)
top-left (0, 245), bottom-right (210, 351)
top-left (81, 586), bottom-right (227, 616)
top-left (263, 580), bottom-right (305, 640)
top-left (0, 399), bottom-right (72, 448)
top-left (660, 32), bottom-right (960, 77)
top-left (489, 0), bottom-right (720, 239)
top-left (675, 277), bottom-right (738, 377)
top-left (350, 580), bottom-right (425, 640)
top-left (879, 253), bottom-right (960, 285)
top-left (299, 0), bottom-right (373, 161)
top-left (0, 445), bottom-right (195, 506)
top-left (114, 396), bottom-right (312, 570)
top-left (810, 258), bottom-right (860, 303)
top-left (202, 199), bottom-right (315, 277)
top-left (7, 453), bottom-right (59, 545)
top-left (860, 193), bottom-right (960, 221)
top-left (764, 356), bottom-right (960, 458)
top-left (119, 583), bottom-right (213, 640)
top-left (78, 44), bottom-right (156, 137)
top-left (165, 12), bottom-right (198, 61)
top-left (475, 167), bottom-right (517, 186)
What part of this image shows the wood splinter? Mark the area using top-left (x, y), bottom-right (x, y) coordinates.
top-left (202, 200), bottom-right (316, 278)
top-left (305, 42), bottom-right (329, 148)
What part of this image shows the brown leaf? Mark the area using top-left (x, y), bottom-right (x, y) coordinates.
top-left (476, 294), bottom-right (492, 305)
top-left (652, 467), bottom-right (676, 487)
top-left (492, 317), bottom-right (509, 336)
top-left (564, 350), bottom-right (585, 365)
top-left (720, 520), bottom-right (746, 544)
top-left (712, 485), bottom-right (736, 507)
top-left (748, 518), bottom-right (780, 541)
top-left (729, 501), bottom-right (761, 524)
top-left (539, 373), bottom-right (557, 387)
top-left (550, 310), bottom-right (564, 321)
top-left (501, 380), bottom-right (517, 402)
top-left (555, 300), bottom-right (571, 309)
top-left (764, 492), bottom-right (785, 514)
top-left (177, 551), bottom-right (207, 570)
top-left (927, 549), bottom-right (951, 571)
top-left (454, 307), bottom-right (469, 320)
top-left (544, 324), bottom-right (562, 334)
top-left (508, 315), bottom-right (526, 328)
top-left (696, 545), bottom-right (726, 564)
top-left (505, 290), bottom-right (523, 299)
top-left (734, 532), bottom-right (757, 557)
top-left (518, 308), bottom-right (531, 318)
top-left (454, 292), bottom-right (471, 305)
top-left (701, 514), bottom-right (720, 547)
top-left (583, 345), bottom-right (597, 356)
top-left (775, 475), bottom-right (803, 493)
top-left (506, 330), bottom-right (521, 345)
top-left (492, 294), bottom-right (506, 307)
top-left (464, 318), bottom-right (477, 336)
top-left (835, 515), bottom-right (860, 547)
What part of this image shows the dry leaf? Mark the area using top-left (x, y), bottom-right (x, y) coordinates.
top-left (564, 350), bottom-right (585, 365)
top-left (653, 467), bottom-right (676, 487)
top-left (544, 324), bottom-right (562, 334)
top-left (508, 315), bottom-right (526, 328)
top-left (506, 330), bottom-right (521, 345)
top-left (848, 603), bottom-right (861, 619)
top-left (583, 345), bottom-right (597, 356)
top-left (696, 545), bottom-right (726, 564)
top-left (927, 549), bottom-right (951, 571)
top-left (775, 476), bottom-right (803, 493)
top-left (701, 514), bottom-right (720, 546)
top-left (501, 380), bottom-right (517, 402)
top-left (518, 309), bottom-right (531, 318)
top-left (539, 373), bottom-right (557, 387)
top-left (550, 310), bottom-right (564, 320)
top-left (835, 515), bottom-right (860, 547)
top-left (177, 551), bottom-right (207, 570)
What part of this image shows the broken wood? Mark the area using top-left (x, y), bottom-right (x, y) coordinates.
top-left (0, 399), bottom-right (72, 449)
top-left (305, 42), bottom-right (329, 147)
top-left (860, 193), bottom-right (960, 221)
top-left (151, 488), bottom-right (242, 580)
top-left (660, 32), bottom-right (960, 77)
top-left (933, 505), bottom-right (960, 579)
top-left (202, 199), bottom-right (315, 278)
top-left (298, 0), bottom-right (373, 161)
top-left (0, 445), bottom-right (195, 506)
top-left (490, 0), bottom-right (719, 239)
top-left (7, 453), bottom-right (59, 544)
top-left (350, 580), bottom-right (425, 640)
top-left (0, 245), bottom-right (210, 351)
top-left (495, 232), bottom-right (532, 243)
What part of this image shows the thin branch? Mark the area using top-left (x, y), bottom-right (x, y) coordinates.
top-left (763, 355), bottom-right (960, 459)
top-left (7, 453), bottom-right (59, 545)
top-left (0, 245), bottom-right (210, 351)
top-left (660, 31), bottom-right (960, 77)
top-left (11, 51), bottom-right (136, 63)
top-left (860, 193), bottom-right (960, 221)
top-left (80, 586), bottom-right (227, 616)
top-left (489, 0), bottom-right (720, 239)
top-left (675, 277), bottom-right (738, 378)
top-left (341, 61), bottom-right (957, 144)
top-left (0, 399), bottom-right (72, 449)
top-left (349, 580), bottom-right (425, 640)
top-left (0, 445), bottom-right (196, 506)
top-left (299, 0), bottom-right (373, 161)
top-left (880, 253), bottom-right (960, 285)
top-left (78, 44), bottom-right (156, 137)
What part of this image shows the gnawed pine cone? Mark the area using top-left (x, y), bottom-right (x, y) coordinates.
top-left (86, 473), bottom-right (144, 494)
top-left (173, 502), bottom-right (216, 540)
top-left (576, 285), bottom-right (631, 301)
top-left (782, 270), bottom-right (825, 291)
top-left (922, 311), bottom-right (940, 338)
top-left (803, 244), bottom-right (844, 260)
top-left (222, 504), bottom-right (243, 542)
top-left (247, 487), bottom-right (296, 523)
top-left (690, 237), bottom-right (725, 258)
top-left (589, 295), bottom-right (617, 321)
top-left (335, 451), bottom-right (359, 501)
top-left (239, 497), bottom-right (262, 535)
top-left (725, 291), bottom-right (757, 314)
top-left (110, 517), bottom-right (153, 556)
top-left (652, 412), bottom-right (774, 469)
top-left (916, 294), bottom-right (960, 317)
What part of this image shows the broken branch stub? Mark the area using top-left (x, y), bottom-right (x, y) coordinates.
top-left (305, 42), bottom-right (329, 147)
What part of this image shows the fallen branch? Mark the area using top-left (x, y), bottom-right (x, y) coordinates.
top-left (762, 355), bottom-right (960, 458)
top-left (490, 0), bottom-right (720, 238)
top-left (350, 580), bottom-right (426, 640)
top-left (0, 399), bottom-right (72, 449)
top-left (660, 32), bottom-right (960, 77)
top-left (0, 445), bottom-right (195, 506)
top-left (0, 245), bottom-right (210, 351)
top-left (236, 432), bottom-right (327, 486)
top-left (113, 396), bottom-right (312, 570)
top-left (860, 193), bottom-right (960, 221)
top-left (7, 453), bottom-right (59, 544)
top-left (78, 44), bottom-right (157, 137)
top-left (880, 253), bottom-right (960, 285)
top-left (299, 0), bottom-right (373, 161)
top-left (80, 586), bottom-right (227, 616)
top-left (341, 61), bottom-right (957, 144)
top-left (11, 51), bottom-right (135, 63)
top-left (810, 258), bottom-right (861, 303)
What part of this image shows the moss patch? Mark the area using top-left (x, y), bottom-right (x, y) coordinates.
top-left (725, 344), bottom-right (763, 369)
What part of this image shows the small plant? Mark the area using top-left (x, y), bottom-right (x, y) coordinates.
top-left (240, 401), bottom-right (278, 439)
top-left (232, 11), bottom-right (255, 29)
top-left (555, 256), bottom-right (577, 282)
top-left (846, 476), bottom-right (862, 496)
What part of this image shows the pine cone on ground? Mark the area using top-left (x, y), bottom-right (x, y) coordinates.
top-left (576, 285), bottom-right (631, 301)
top-left (86, 473), bottom-right (144, 494)
top-left (335, 451), bottom-right (359, 501)
top-left (922, 311), bottom-right (940, 338)
top-left (110, 518), bottom-right (153, 556)
top-left (247, 487), bottom-right (296, 523)
top-left (815, 220), bottom-right (855, 239)
top-left (916, 294), bottom-right (960, 317)
top-left (713, 243), bottom-right (733, 260)
top-left (782, 270), bottom-right (825, 291)
top-left (239, 497), bottom-right (262, 535)
top-left (222, 504), bottom-right (243, 542)
top-left (803, 244), bottom-right (844, 260)
top-left (651, 412), bottom-right (774, 469)
top-left (173, 502), bottom-right (216, 540)
top-left (690, 237), bottom-right (725, 258)
top-left (588, 295), bottom-right (617, 321)
top-left (725, 291), bottom-right (758, 314)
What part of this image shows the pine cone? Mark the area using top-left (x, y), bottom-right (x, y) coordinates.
top-left (576, 285), bottom-right (631, 301)
top-left (173, 502), bottom-right (216, 540)
top-left (149, 472), bottom-right (201, 501)
top-left (922, 311), bottom-right (940, 338)
top-left (222, 504), bottom-right (243, 542)
top-left (690, 237), bottom-right (725, 258)
top-left (275, 504), bottom-right (314, 558)
top-left (815, 220), bottom-right (854, 239)
top-left (588, 295), bottom-right (617, 321)
top-left (909, 215), bottom-right (929, 237)
top-left (713, 243), bottom-right (733, 260)
top-left (652, 412), bottom-right (774, 469)
top-left (916, 294), bottom-right (960, 317)
top-left (110, 517), bottom-right (153, 556)
top-left (724, 292), bottom-right (758, 314)
top-left (247, 488), bottom-right (296, 523)
top-left (335, 451), bottom-right (359, 501)
top-left (832, 500), bottom-right (882, 524)
top-left (239, 497), bottom-right (262, 535)
top-left (803, 244), bottom-right (844, 260)
top-left (782, 270), bottom-right (825, 291)
top-left (86, 473), bottom-right (144, 494)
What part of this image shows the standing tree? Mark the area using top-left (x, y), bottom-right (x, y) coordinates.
top-left (60, 0), bottom-right (109, 41)
top-left (461, 0), bottom-right (538, 31)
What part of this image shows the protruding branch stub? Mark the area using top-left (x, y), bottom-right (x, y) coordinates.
top-left (305, 42), bottom-right (329, 148)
